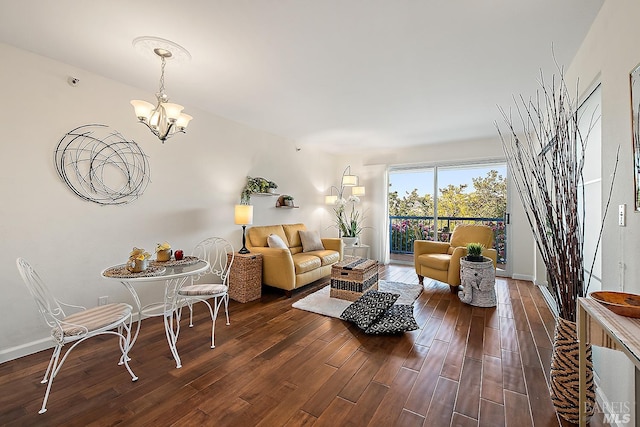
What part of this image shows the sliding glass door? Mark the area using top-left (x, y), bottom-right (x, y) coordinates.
top-left (389, 162), bottom-right (508, 272)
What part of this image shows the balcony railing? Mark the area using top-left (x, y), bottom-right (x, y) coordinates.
top-left (389, 215), bottom-right (507, 264)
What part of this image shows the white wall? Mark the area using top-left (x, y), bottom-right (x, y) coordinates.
top-left (0, 42), bottom-right (337, 362)
top-left (566, 0), bottom-right (640, 420)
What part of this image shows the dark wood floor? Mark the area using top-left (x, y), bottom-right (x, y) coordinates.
top-left (1, 263), bottom-right (607, 426)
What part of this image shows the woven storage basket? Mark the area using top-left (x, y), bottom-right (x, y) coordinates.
top-left (227, 253), bottom-right (262, 303)
top-left (330, 256), bottom-right (379, 301)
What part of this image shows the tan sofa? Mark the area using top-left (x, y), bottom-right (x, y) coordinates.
top-left (246, 223), bottom-right (343, 296)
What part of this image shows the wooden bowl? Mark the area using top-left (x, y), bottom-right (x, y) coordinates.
top-left (590, 291), bottom-right (640, 318)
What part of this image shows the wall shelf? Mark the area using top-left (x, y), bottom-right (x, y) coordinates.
top-left (276, 195), bottom-right (298, 208)
top-left (253, 192), bottom-right (280, 197)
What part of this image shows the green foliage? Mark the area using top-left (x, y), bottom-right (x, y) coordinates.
top-left (466, 242), bottom-right (484, 257)
top-left (335, 196), bottom-right (366, 237)
top-left (389, 170), bottom-right (506, 218)
top-left (241, 176), bottom-right (278, 204)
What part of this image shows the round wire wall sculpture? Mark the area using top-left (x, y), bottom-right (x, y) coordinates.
top-left (54, 124), bottom-right (150, 205)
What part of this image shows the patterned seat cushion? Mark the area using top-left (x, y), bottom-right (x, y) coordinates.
top-left (340, 290), bottom-right (399, 330)
top-left (364, 304), bottom-right (419, 335)
top-left (178, 283), bottom-right (227, 296)
top-left (52, 303), bottom-right (132, 341)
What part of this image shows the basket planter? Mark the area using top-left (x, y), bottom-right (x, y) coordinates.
top-left (549, 317), bottom-right (595, 423)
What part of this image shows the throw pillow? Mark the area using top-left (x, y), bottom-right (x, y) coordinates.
top-left (267, 234), bottom-right (288, 249)
top-left (340, 290), bottom-right (399, 330)
top-left (364, 304), bottom-right (419, 335)
top-left (299, 230), bottom-right (324, 252)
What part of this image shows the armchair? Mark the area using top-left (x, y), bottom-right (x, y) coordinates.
top-left (414, 224), bottom-right (497, 292)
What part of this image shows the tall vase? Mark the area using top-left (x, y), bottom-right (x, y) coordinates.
top-left (549, 317), bottom-right (595, 423)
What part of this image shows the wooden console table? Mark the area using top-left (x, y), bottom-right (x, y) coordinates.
top-left (577, 297), bottom-right (640, 426)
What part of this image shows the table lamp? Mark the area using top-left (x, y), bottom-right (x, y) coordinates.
top-left (234, 204), bottom-right (253, 254)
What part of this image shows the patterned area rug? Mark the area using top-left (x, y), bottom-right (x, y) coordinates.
top-left (292, 280), bottom-right (424, 319)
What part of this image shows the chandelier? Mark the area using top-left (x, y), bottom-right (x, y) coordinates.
top-left (130, 37), bottom-right (192, 142)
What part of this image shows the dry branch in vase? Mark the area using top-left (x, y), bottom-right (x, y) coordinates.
top-left (496, 70), bottom-right (618, 323)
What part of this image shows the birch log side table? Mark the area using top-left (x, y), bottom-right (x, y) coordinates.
top-left (227, 252), bottom-right (263, 303)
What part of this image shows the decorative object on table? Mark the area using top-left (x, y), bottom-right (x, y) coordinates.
top-left (16, 258), bottom-right (138, 414)
top-left (130, 36), bottom-right (192, 142)
top-left (174, 249), bottom-right (184, 261)
top-left (330, 256), bottom-right (379, 301)
top-left (240, 176), bottom-right (279, 204)
top-left (458, 257), bottom-right (496, 307)
top-left (54, 124), bottom-right (150, 205)
top-left (234, 204), bottom-right (253, 254)
top-left (630, 63), bottom-right (640, 211)
top-left (465, 242), bottom-right (485, 262)
top-left (590, 291), bottom-right (640, 318)
top-left (177, 237), bottom-right (234, 349)
top-left (325, 165), bottom-right (368, 239)
top-left (497, 69), bottom-right (619, 423)
top-left (227, 252), bottom-right (263, 303)
top-left (127, 247), bottom-right (151, 273)
top-left (293, 279), bottom-right (424, 319)
top-left (155, 242), bottom-right (172, 262)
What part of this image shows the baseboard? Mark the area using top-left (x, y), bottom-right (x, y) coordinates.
top-left (511, 273), bottom-right (534, 281)
top-left (0, 338), bottom-right (52, 364)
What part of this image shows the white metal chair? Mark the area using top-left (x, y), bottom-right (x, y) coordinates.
top-left (16, 258), bottom-right (138, 414)
top-left (177, 237), bottom-right (234, 349)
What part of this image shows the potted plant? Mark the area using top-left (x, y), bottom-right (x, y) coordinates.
top-left (465, 243), bottom-right (484, 262)
top-left (334, 195), bottom-right (366, 246)
top-left (497, 70), bottom-right (618, 422)
top-left (282, 195), bottom-right (294, 206)
top-left (240, 176), bottom-right (278, 204)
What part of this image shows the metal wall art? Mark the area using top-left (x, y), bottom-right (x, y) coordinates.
top-left (54, 124), bottom-right (150, 205)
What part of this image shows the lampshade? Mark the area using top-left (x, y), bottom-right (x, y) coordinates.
top-left (342, 174), bottom-right (358, 186)
top-left (162, 103), bottom-right (184, 121)
top-left (325, 195), bottom-right (338, 205)
top-left (352, 186), bottom-right (366, 197)
top-left (234, 204), bottom-right (253, 225)
top-left (130, 100), bottom-right (154, 120)
top-left (175, 113), bottom-right (193, 129)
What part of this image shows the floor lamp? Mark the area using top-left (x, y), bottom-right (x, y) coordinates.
top-left (234, 205), bottom-right (253, 254)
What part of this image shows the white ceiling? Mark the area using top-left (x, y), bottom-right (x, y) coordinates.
top-left (0, 0), bottom-right (603, 153)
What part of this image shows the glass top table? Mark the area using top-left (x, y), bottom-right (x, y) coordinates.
top-left (101, 259), bottom-right (209, 368)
